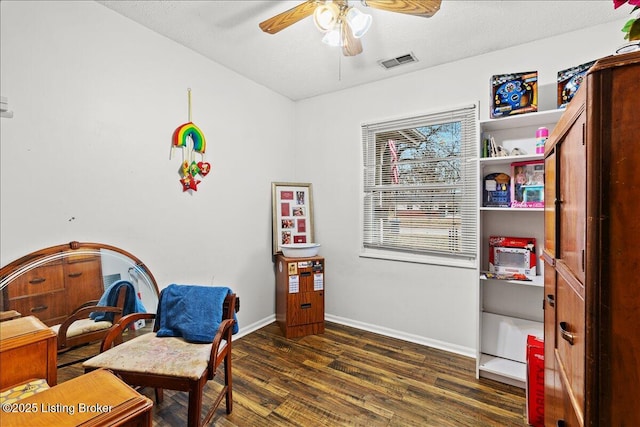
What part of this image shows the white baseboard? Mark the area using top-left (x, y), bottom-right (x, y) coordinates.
top-left (325, 314), bottom-right (476, 359)
top-left (236, 313), bottom-right (475, 360)
top-left (234, 314), bottom-right (275, 340)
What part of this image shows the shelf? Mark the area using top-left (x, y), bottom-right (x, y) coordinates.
top-left (479, 153), bottom-right (543, 165)
top-left (479, 353), bottom-right (527, 385)
top-left (479, 109), bottom-right (564, 132)
top-left (476, 106), bottom-right (558, 388)
top-left (480, 207), bottom-right (543, 212)
top-left (481, 313), bottom-right (543, 360)
top-left (480, 273), bottom-right (543, 287)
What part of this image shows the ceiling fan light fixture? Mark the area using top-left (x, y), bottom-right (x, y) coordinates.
top-left (314, 2), bottom-right (340, 32)
top-left (322, 26), bottom-right (343, 47)
top-left (345, 7), bottom-right (372, 38)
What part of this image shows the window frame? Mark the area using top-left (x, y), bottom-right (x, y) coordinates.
top-left (360, 104), bottom-right (479, 268)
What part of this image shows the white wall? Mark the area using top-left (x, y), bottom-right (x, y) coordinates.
top-left (0, 0), bottom-right (296, 331)
top-left (0, 1), bottom-right (628, 355)
top-left (295, 21), bottom-right (627, 355)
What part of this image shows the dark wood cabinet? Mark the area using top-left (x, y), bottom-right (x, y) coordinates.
top-left (275, 255), bottom-right (324, 338)
top-left (544, 51), bottom-right (640, 427)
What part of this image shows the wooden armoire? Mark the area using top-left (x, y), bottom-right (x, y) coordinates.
top-left (543, 50), bottom-right (640, 426)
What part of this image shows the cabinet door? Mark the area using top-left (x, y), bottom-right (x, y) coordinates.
top-left (544, 147), bottom-right (557, 258)
top-left (544, 260), bottom-right (561, 427)
top-left (0, 338), bottom-right (53, 389)
top-left (557, 112), bottom-right (586, 285)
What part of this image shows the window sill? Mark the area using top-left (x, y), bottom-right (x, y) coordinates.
top-left (359, 248), bottom-right (477, 269)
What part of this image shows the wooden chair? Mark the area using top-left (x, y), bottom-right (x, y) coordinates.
top-left (50, 284), bottom-right (128, 353)
top-left (83, 286), bottom-right (238, 427)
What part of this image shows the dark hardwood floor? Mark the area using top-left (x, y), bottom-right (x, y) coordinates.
top-left (58, 322), bottom-right (528, 426)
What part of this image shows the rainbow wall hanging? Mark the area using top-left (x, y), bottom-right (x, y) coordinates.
top-left (171, 88), bottom-right (210, 192)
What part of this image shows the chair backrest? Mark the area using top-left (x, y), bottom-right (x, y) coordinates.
top-left (150, 292), bottom-right (236, 331)
top-left (112, 285), bottom-right (128, 323)
top-left (90, 282), bottom-right (133, 323)
top-left (153, 285), bottom-right (237, 343)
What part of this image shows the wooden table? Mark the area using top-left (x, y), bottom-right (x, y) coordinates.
top-left (0, 315), bottom-right (57, 388)
top-left (1, 369), bottom-right (153, 426)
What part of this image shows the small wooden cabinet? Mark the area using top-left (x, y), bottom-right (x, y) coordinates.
top-left (0, 315), bottom-right (57, 388)
top-left (544, 51), bottom-right (640, 426)
top-left (275, 255), bottom-right (325, 338)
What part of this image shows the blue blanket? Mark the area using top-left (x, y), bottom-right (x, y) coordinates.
top-left (90, 280), bottom-right (146, 322)
top-left (156, 284), bottom-right (238, 343)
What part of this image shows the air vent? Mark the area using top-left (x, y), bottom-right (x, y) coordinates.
top-left (379, 53), bottom-right (418, 70)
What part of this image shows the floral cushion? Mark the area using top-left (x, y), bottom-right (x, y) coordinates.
top-left (0, 379), bottom-right (49, 404)
top-left (50, 318), bottom-right (113, 338)
top-left (83, 333), bottom-right (227, 380)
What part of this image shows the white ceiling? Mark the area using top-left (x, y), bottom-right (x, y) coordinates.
top-left (96, 1), bottom-right (628, 101)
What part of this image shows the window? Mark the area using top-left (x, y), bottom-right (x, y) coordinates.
top-left (362, 104), bottom-right (478, 263)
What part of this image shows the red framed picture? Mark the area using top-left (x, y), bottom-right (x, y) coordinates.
top-left (271, 182), bottom-right (314, 254)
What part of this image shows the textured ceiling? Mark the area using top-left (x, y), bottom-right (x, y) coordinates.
top-left (96, 1), bottom-right (628, 101)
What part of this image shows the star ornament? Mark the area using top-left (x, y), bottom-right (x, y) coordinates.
top-left (180, 175), bottom-right (201, 192)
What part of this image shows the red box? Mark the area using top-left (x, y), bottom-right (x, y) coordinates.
top-left (526, 335), bottom-right (544, 427)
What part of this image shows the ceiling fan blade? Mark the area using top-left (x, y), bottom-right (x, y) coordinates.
top-left (363, 0), bottom-right (441, 18)
top-left (342, 20), bottom-right (363, 56)
top-left (259, 0), bottom-right (319, 34)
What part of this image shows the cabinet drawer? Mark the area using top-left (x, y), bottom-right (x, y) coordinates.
top-left (9, 291), bottom-right (67, 325)
top-left (296, 260), bottom-right (324, 294)
top-left (287, 291), bottom-right (324, 327)
top-left (7, 264), bottom-right (65, 298)
top-left (555, 272), bottom-right (585, 418)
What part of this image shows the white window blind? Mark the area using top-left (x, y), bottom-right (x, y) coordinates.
top-left (362, 104), bottom-right (478, 259)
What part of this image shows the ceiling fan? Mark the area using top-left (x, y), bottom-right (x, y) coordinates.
top-left (259, 0), bottom-right (442, 57)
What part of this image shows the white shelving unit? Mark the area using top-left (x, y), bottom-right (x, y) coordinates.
top-left (476, 109), bottom-right (563, 388)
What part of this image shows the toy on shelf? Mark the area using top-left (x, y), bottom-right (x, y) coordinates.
top-left (483, 272), bottom-right (531, 281)
top-left (511, 160), bottom-right (544, 208)
top-left (557, 60), bottom-right (595, 108)
top-left (488, 236), bottom-right (537, 279)
top-left (490, 71), bottom-right (538, 118)
top-left (483, 172), bottom-right (511, 207)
